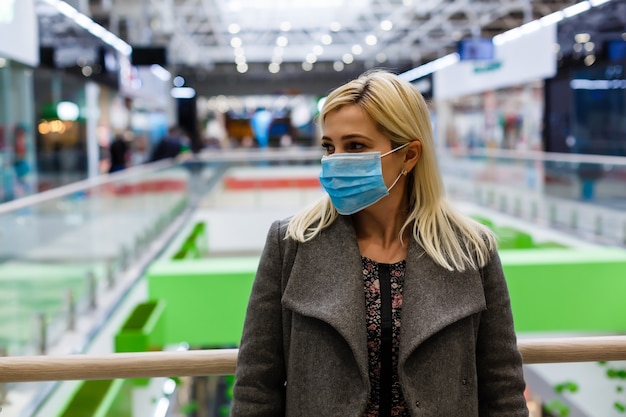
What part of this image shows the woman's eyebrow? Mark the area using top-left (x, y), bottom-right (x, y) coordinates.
top-left (322, 134), bottom-right (370, 141)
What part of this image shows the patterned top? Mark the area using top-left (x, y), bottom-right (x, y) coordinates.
top-left (362, 256), bottom-right (410, 417)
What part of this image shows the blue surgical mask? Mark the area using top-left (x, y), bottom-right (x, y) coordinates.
top-left (319, 143), bottom-right (410, 215)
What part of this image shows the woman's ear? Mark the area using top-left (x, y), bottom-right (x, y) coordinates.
top-left (403, 140), bottom-right (421, 173)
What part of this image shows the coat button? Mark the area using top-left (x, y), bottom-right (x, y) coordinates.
top-left (462, 379), bottom-right (468, 385)
top-left (415, 401), bottom-right (421, 407)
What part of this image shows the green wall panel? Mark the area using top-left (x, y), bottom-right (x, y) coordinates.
top-left (147, 257), bottom-right (258, 347)
top-left (501, 248), bottom-right (626, 333)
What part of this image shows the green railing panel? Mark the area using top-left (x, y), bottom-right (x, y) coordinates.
top-left (58, 379), bottom-right (131, 417)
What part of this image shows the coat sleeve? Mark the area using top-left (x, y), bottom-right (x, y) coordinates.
top-left (476, 249), bottom-right (529, 417)
top-left (231, 220), bottom-right (287, 417)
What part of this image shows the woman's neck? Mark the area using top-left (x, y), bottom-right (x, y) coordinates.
top-left (352, 206), bottom-right (410, 263)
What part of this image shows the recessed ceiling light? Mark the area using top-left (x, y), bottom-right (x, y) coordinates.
top-left (330, 22), bottom-right (341, 32)
top-left (380, 20), bottom-right (393, 31)
top-left (333, 61), bottom-right (344, 71)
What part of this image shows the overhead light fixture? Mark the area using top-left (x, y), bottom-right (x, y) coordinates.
top-left (280, 21), bottom-right (292, 32)
top-left (562, 1), bottom-right (591, 17)
top-left (302, 62), bottom-right (313, 71)
top-left (57, 101), bottom-right (80, 121)
top-left (276, 36), bottom-right (288, 47)
top-left (171, 87), bottom-right (196, 99)
top-left (269, 63), bottom-right (280, 73)
top-left (365, 35), bottom-right (378, 46)
top-left (173, 76), bottom-right (185, 87)
top-left (329, 22), bottom-right (341, 32)
top-left (352, 44), bottom-right (363, 55)
top-left (228, 23), bottom-right (240, 34)
top-left (321, 34), bottom-right (333, 45)
top-left (380, 20), bottom-right (393, 31)
top-left (398, 53), bottom-right (459, 82)
top-left (230, 37), bottom-right (242, 48)
top-left (333, 61), bottom-right (344, 72)
top-left (342, 53), bottom-right (354, 64)
top-left (150, 64), bottom-right (171, 81)
top-left (237, 63), bottom-right (248, 73)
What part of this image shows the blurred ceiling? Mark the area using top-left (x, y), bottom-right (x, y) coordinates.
top-left (55, 0), bottom-right (603, 95)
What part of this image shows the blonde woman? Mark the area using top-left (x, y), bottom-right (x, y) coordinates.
top-left (231, 70), bottom-right (528, 417)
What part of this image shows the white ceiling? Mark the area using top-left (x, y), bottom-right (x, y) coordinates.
top-left (101, 0), bottom-right (578, 68)
top-left (56, 0), bottom-right (590, 94)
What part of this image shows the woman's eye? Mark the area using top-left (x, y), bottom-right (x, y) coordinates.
top-left (349, 143), bottom-right (365, 151)
top-left (321, 143), bottom-right (334, 153)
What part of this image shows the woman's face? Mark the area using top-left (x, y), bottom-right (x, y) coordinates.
top-left (321, 104), bottom-right (406, 190)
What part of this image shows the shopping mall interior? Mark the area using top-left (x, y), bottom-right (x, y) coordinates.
top-left (1, 0), bottom-right (626, 416)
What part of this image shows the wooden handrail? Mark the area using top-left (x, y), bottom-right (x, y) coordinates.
top-left (1, 336), bottom-right (626, 383)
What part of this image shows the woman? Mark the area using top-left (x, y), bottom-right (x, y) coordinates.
top-left (231, 70), bottom-right (528, 417)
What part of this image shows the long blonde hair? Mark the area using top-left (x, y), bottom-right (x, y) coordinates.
top-left (286, 70), bottom-right (495, 271)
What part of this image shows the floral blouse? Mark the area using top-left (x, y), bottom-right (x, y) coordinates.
top-left (362, 256), bottom-right (410, 417)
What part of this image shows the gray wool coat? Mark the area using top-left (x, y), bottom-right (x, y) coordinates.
top-left (231, 216), bottom-right (529, 417)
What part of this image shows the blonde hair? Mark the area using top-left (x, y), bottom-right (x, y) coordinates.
top-left (286, 70), bottom-right (495, 271)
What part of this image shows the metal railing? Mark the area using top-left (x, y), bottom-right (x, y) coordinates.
top-left (0, 336), bottom-right (625, 383)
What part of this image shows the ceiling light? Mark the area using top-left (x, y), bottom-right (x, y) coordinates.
top-left (230, 37), bottom-right (242, 48)
top-left (150, 64), bottom-right (171, 81)
top-left (302, 62), bottom-right (313, 71)
top-left (235, 55), bottom-right (246, 64)
top-left (584, 42), bottom-right (595, 52)
top-left (171, 87), bottom-right (196, 99)
top-left (539, 11), bottom-right (563, 26)
top-left (321, 34), bottom-right (333, 45)
top-left (365, 35), bottom-right (378, 46)
top-left (173, 76), bottom-right (185, 87)
top-left (276, 36), bottom-right (288, 47)
top-left (57, 102), bottom-right (80, 121)
top-left (563, 1), bottom-right (591, 18)
top-left (584, 55), bottom-right (596, 66)
top-left (306, 53), bottom-right (317, 63)
top-left (342, 53), bottom-right (354, 64)
top-left (269, 63), bottom-right (280, 73)
top-left (237, 63), bottom-right (248, 73)
top-left (234, 47), bottom-right (245, 56)
top-left (573, 43), bottom-right (583, 53)
top-left (280, 21), bottom-right (292, 31)
top-left (329, 22), bottom-right (341, 32)
top-left (313, 45), bottom-right (324, 55)
top-left (352, 44), bottom-right (363, 55)
top-left (228, 24), bottom-right (240, 34)
top-left (380, 20), bottom-right (393, 31)
top-left (273, 56), bottom-right (283, 64)
top-left (575, 33), bottom-right (591, 43)
top-left (333, 61), bottom-right (344, 72)
top-left (376, 53), bottom-right (387, 63)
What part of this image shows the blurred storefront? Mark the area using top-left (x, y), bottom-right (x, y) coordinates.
top-left (0, 0), bottom-right (38, 201)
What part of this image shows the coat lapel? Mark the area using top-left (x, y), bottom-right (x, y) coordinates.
top-left (399, 240), bottom-right (487, 368)
top-left (281, 216), bottom-right (369, 384)
top-left (281, 216), bottom-right (489, 384)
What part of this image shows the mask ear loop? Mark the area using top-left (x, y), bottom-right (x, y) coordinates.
top-left (381, 142), bottom-right (410, 157)
top-left (388, 167), bottom-right (408, 192)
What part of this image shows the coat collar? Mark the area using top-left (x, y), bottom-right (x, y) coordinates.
top-left (281, 215), bottom-right (486, 380)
